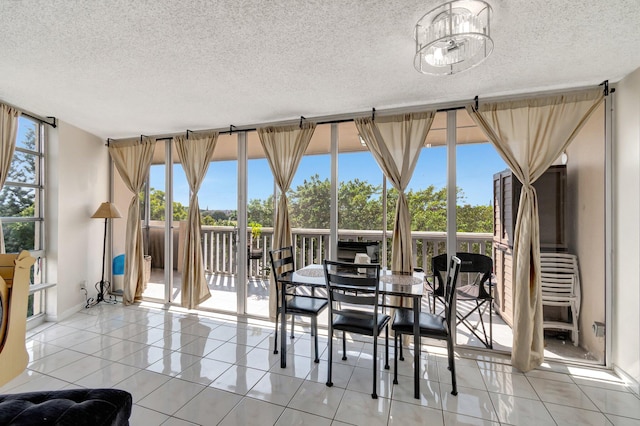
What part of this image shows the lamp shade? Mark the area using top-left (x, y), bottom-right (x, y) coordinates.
top-left (91, 202), bottom-right (122, 219)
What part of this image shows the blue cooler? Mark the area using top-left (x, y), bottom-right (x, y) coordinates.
top-left (112, 254), bottom-right (125, 294)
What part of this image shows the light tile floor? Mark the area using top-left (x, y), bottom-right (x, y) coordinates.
top-left (2, 302), bottom-right (638, 426)
top-left (144, 269), bottom-right (600, 363)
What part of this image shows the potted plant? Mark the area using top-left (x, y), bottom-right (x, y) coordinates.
top-left (248, 221), bottom-right (264, 262)
top-left (249, 221), bottom-right (262, 247)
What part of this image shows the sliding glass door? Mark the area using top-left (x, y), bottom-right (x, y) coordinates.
top-left (119, 104), bottom-right (607, 365)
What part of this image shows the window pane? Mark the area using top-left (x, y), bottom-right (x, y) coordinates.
top-left (16, 117), bottom-right (38, 151)
top-left (3, 221), bottom-right (36, 252)
top-left (7, 151), bottom-right (37, 184)
top-left (338, 122), bottom-right (383, 232)
top-left (142, 140), bottom-right (171, 303)
top-left (246, 131), bottom-right (274, 317)
top-left (0, 186), bottom-right (36, 217)
top-left (200, 149), bottom-right (238, 314)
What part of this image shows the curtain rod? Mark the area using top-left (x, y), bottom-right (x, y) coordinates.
top-left (220, 117), bottom-right (359, 135)
top-left (107, 82), bottom-right (607, 143)
top-left (0, 99), bottom-right (56, 127)
top-left (0, 100), bottom-right (58, 128)
top-left (21, 113), bottom-right (57, 128)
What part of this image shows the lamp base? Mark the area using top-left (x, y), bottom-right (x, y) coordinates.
top-left (85, 279), bottom-right (118, 308)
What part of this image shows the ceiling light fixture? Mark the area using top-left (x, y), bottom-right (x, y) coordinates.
top-left (414, 0), bottom-right (493, 75)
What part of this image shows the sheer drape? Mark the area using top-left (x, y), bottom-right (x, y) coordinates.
top-left (109, 138), bottom-right (156, 305)
top-left (175, 133), bottom-right (218, 309)
top-left (466, 89), bottom-right (604, 371)
top-left (258, 122), bottom-right (316, 319)
top-left (0, 105), bottom-right (20, 253)
top-left (355, 112), bottom-right (435, 273)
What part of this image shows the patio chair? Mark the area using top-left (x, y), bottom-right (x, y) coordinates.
top-left (540, 252), bottom-right (581, 346)
top-left (269, 246), bottom-right (328, 363)
top-left (323, 260), bottom-right (389, 399)
top-left (429, 252), bottom-right (494, 349)
top-left (393, 255), bottom-right (462, 395)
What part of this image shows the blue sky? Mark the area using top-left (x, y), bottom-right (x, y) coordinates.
top-left (151, 143), bottom-right (506, 210)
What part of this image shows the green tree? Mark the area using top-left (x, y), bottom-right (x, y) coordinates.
top-left (147, 188), bottom-right (188, 221)
top-left (202, 215), bottom-right (216, 226)
top-left (457, 204), bottom-right (492, 233)
top-left (407, 186), bottom-right (448, 232)
top-left (287, 175), bottom-right (383, 230)
top-left (201, 210), bottom-right (237, 226)
top-left (338, 178), bottom-right (382, 230)
top-left (289, 174), bottom-right (331, 228)
top-left (244, 176), bottom-right (492, 234)
top-left (0, 127), bottom-right (37, 252)
top-left (0, 129), bottom-right (36, 218)
top-left (3, 205), bottom-right (35, 253)
top-left (247, 195), bottom-right (274, 227)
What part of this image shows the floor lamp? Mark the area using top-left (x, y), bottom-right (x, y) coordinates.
top-left (89, 202), bottom-right (122, 307)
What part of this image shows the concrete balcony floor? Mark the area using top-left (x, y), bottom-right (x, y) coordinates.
top-left (140, 267), bottom-right (598, 365)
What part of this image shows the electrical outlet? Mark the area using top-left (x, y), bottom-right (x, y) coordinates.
top-left (592, 321), bottom-right (605, 337)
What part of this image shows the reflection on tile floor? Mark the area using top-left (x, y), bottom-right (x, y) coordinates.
top-left (143, 269), bottom-right (599, 363)
top-left (3, 302), bottom-right (638, 426)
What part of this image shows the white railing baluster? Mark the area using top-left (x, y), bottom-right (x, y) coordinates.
top-left (194, 225), bottom-right (491, 277)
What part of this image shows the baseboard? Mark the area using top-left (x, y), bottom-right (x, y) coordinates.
top-left (47, 301), bottom-right (87, 323)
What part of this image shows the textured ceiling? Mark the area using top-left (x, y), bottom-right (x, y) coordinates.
top-left (1, 0), bottom-right (639, 140)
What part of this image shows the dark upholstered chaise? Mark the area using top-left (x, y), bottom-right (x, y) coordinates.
top-left (0, 388), bottom-right (132, 426)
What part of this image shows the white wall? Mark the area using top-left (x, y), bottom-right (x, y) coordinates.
top-left (46, 121), bottom-right (109, 320)
top-left (112, 167), bottom-right (129, 257)
top-left (612, 67), bottom-right (640, 387)
top-left (567, 104), bottom-right (606, 361)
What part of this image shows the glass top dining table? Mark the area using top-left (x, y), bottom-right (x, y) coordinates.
top-left (282, 264), bottom-right (425, 399)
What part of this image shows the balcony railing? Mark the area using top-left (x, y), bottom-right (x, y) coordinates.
top-left (197, 225), bottom-right (492, 277)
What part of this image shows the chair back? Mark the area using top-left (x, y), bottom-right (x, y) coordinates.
top-left (269, 246), bottom-right (295, 283)
top-left (323, 260), bottom-right (381, 324)
top-left (539, 252), bottom-right (580, 301)
top-left (443, 256), bottom-right (462, 328)
top-left (433, 252), bottom-right (492, 299)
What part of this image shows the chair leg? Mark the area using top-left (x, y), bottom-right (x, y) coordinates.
top-left (399, 336), bottom-right (404, 361)
top-left (393, 332), bottom-right (399, 385)
top-left (342, 332), bottom-right (347, 361)
top-left (326, 326), bottom-right (334, 387)
top-left (290, 314), bottom-right (295, 339)
top-left (446, 335), bottom-right (457, 396)
top-left (476, 300), bottom-right (491, 349)
top-left (571, 302), bottom-right (579, 346)
top-left (313, 317), bottom-right (320, 363)
top-left (489, 299), bottom-right (493, 349)
top-left (273, 311), bottom-right (279, 355)
top-left (384, 325), bottom-right (390, 370)
top-left (372, 331), bottom-right (378, 399)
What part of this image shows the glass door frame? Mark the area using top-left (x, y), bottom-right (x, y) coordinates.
top-left (142, 139), bottom-right (175, 303)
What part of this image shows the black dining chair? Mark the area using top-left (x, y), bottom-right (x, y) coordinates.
top-left (323, 260), bottom-right (389, 399)
top-left (428, 252), bottom-right (494, 349)
top-left (392, 255), bottom-right (462, 395)
top-left (269, 246), bottom-right (328, 363)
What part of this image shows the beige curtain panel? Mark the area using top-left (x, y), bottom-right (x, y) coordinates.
top-left (175, 132), bottom-right (219, 309)
top-left (109, 138), bottom-right (156, 305)
top-left (355, 112), bottom-right (435, 273)
top-left (259, 122), bottom-right (316, 319)
top-left (467, 88), bottom-right (604, 372)
top-left (0, 105), bottom-right (21, 254)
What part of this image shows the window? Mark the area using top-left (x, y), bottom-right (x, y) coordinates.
top-left (0, 115), bottom-right (46, 317)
